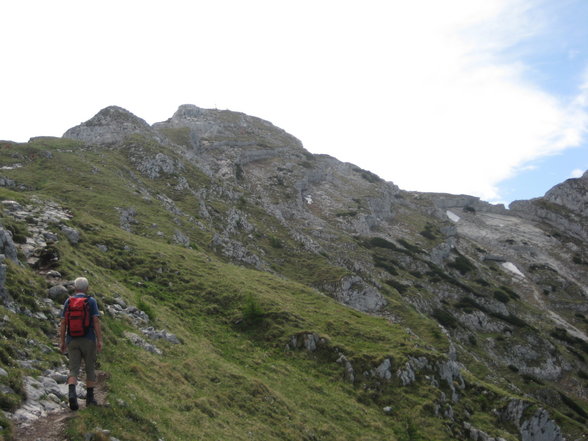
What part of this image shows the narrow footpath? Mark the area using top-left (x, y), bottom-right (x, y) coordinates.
top-left (14, 370), bottom-right (108, 441)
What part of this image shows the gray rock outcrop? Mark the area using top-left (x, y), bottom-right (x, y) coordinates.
top-left (520, 409), bottom-right (564, 441)
top-left (63, 106), bottom-right (161, 145)
top-left (510, 171), bottom-right (588, 241)
top-left (0, 225), bottom-right (18, 262)
top-left (330, 275), bottom-right (386, 313)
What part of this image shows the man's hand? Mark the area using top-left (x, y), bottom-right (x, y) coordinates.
top-left (60, 341), bottom-right (67, 354)
top-left (97, 340), bottom-right (103, 353)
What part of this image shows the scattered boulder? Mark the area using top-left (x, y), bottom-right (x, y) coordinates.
top-left (141, 327), bottom-right (181, 344)
top-left (173, 230), bottom-right (190, 247)
top-left (0, 227), bottom-right (18, 262)
top-left (11, 371), bottom-right (70, 426)
top-left (372, 358), bottom-right (393, 381)
top-left (287, 332), bottom-right (327, 352)
top-left (96, 244), bottom-right (108, 252)
top-left (61, 226), bottom-right (80, 245)
top-left (463, 422), bottom-right (507, 441)
top-left (124, 331), bottom-right (162, 355)
top-left (336, 354), bottom-right (355, 383)
top-left (330, 275), bottom-right (386, 313)
top-left (47, 284), bottom-right (69, 303)
top-left (117, 207), bottom-right (138, 232)
top-left (105, 303), bottom-right (149, 325)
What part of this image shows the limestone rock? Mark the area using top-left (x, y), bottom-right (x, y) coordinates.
top-left (117, 207), bottom-right (138, 232)
top-left (47, 284), bottom-right (69, 302)
top-left (63, 106), bottom-right (160, 145)
top-left (520, 409), bottom-right (564, 441)
top-left (124, 332), bottom-right (162, 355)
top-left (0, 227), bottom-right (18, 262)
top-left (330, 275), bottom-right (386, 313)
top-left (141, 327), bottom-right (181, 344)
top-left (336, 354), bottom-right (355, 383)
top-left (61, 226), bottom-right (80, 245)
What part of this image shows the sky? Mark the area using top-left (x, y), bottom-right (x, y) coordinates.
top-left (1, 0), bottom-right (587, 205)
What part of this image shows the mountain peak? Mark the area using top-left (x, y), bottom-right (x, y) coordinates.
top-left (172, 104), bottom-right (204, 121)
top-left (63, 106), bottom-right (154, 145)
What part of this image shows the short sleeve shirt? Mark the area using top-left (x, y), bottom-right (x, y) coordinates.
top-left (61, 293), bottom-right (100, 342)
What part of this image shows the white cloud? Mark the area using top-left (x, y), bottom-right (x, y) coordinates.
top-left (0, 0), bottom-right (586, 202)
top-left (571, 169), bottom-right (584, 178)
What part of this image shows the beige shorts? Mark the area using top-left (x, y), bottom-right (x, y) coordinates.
top-left (67, 338), bottom-right (97, 382)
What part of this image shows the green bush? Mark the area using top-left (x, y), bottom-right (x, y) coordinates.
top-left (493, 290), bottom-right (510, 303)
top-left (448, 255), bottom-right (475, 275)
top-left (499, 285), bottom-right (520, 300)
top-left (365, 237), bottom-right (399, 251)
top-left (2, 220), bottom-right (29, 244)
top-left (0, 393), bottom-right (20, 412)
top-left (455, 297), bottom-right (487, 313)
top-left (491, 312), bottom-right (527, 328)
top-left (374, 255), bottom-right (398, 275)
top-left (398, 239), bottom-right (422, 254)
top-left (432, 308), bottom-right (458, 329)
top-left (559, 392), bottom-right (588, 419)
top-left (551, 327), bottom-right (588, 354)
top-left (384, 279), bottom-right (408, 294)
top-left (242, 294), bottom-right (264, 324)
top-left (269, 236), bottom-right (283, 249)
top-left (419, 224), bottom-right (437, 240)
top-left (137, 297), bottom-right (156, 321)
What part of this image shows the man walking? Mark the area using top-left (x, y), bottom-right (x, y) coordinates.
top-left (59, 277), bottom-right (103, 410)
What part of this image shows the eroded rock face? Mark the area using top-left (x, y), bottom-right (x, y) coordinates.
top-left (520, 409), bottom-right (564, 441)
top-left (501, 400), bottom-right (566, 441)
top-left (510, 171), bottom-right (588, 241)
top-left (543, 171), bottom-right (588, 217)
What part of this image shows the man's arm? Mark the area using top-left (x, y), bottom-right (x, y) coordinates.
top-left (59, 318), bottom-right (67, 354)
top-left (94, 316), bottom-right (103, 353)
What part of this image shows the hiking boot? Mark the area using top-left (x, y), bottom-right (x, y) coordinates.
top-left (68, 393), bottom-right (79, 411)
top-left (86, 387), bottom-right (98, 407)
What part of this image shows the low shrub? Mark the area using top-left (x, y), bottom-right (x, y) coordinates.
top-left (365, 237), bottom-right (400, 251)
top-left (242, 294), bottom-right (265, 325)
top-left (493, 290), bottom-right (510, 303)
top-left (432, 308), bottom-right (458, 329)
top-left (448, 255), bottom-right (475, 275)
top-left (384, 279), bottom-right (408, 294)
top-left (551, 327), bottom-right (588, 354)
top-left (559, 392), bottom-right (588, 419)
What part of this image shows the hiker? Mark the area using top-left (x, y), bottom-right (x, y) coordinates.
top-left (59, 277), bottom-right (103, 410)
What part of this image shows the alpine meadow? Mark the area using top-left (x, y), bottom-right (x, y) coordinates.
top-left (0, 105), bottom-right (587, 441)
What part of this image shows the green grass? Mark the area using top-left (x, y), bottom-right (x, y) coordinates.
top-left (1, 136), bottom-right (587, 440)
top-left (27, 216), bottom-right (447, 440)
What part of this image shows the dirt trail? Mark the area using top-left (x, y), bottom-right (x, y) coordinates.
top-left (14, 371), bottom-right (108, 441)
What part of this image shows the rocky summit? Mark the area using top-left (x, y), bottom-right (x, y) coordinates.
top-left (0, 105), bottom-right (586, 441)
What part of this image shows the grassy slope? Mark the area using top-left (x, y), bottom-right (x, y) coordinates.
top-left (0, 140), bottom-right (454, 440)
top-left (1, 138), bottom-right (586, 440)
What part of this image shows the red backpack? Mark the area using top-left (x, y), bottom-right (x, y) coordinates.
top-left (65, 296), bottom-right (91, 337)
